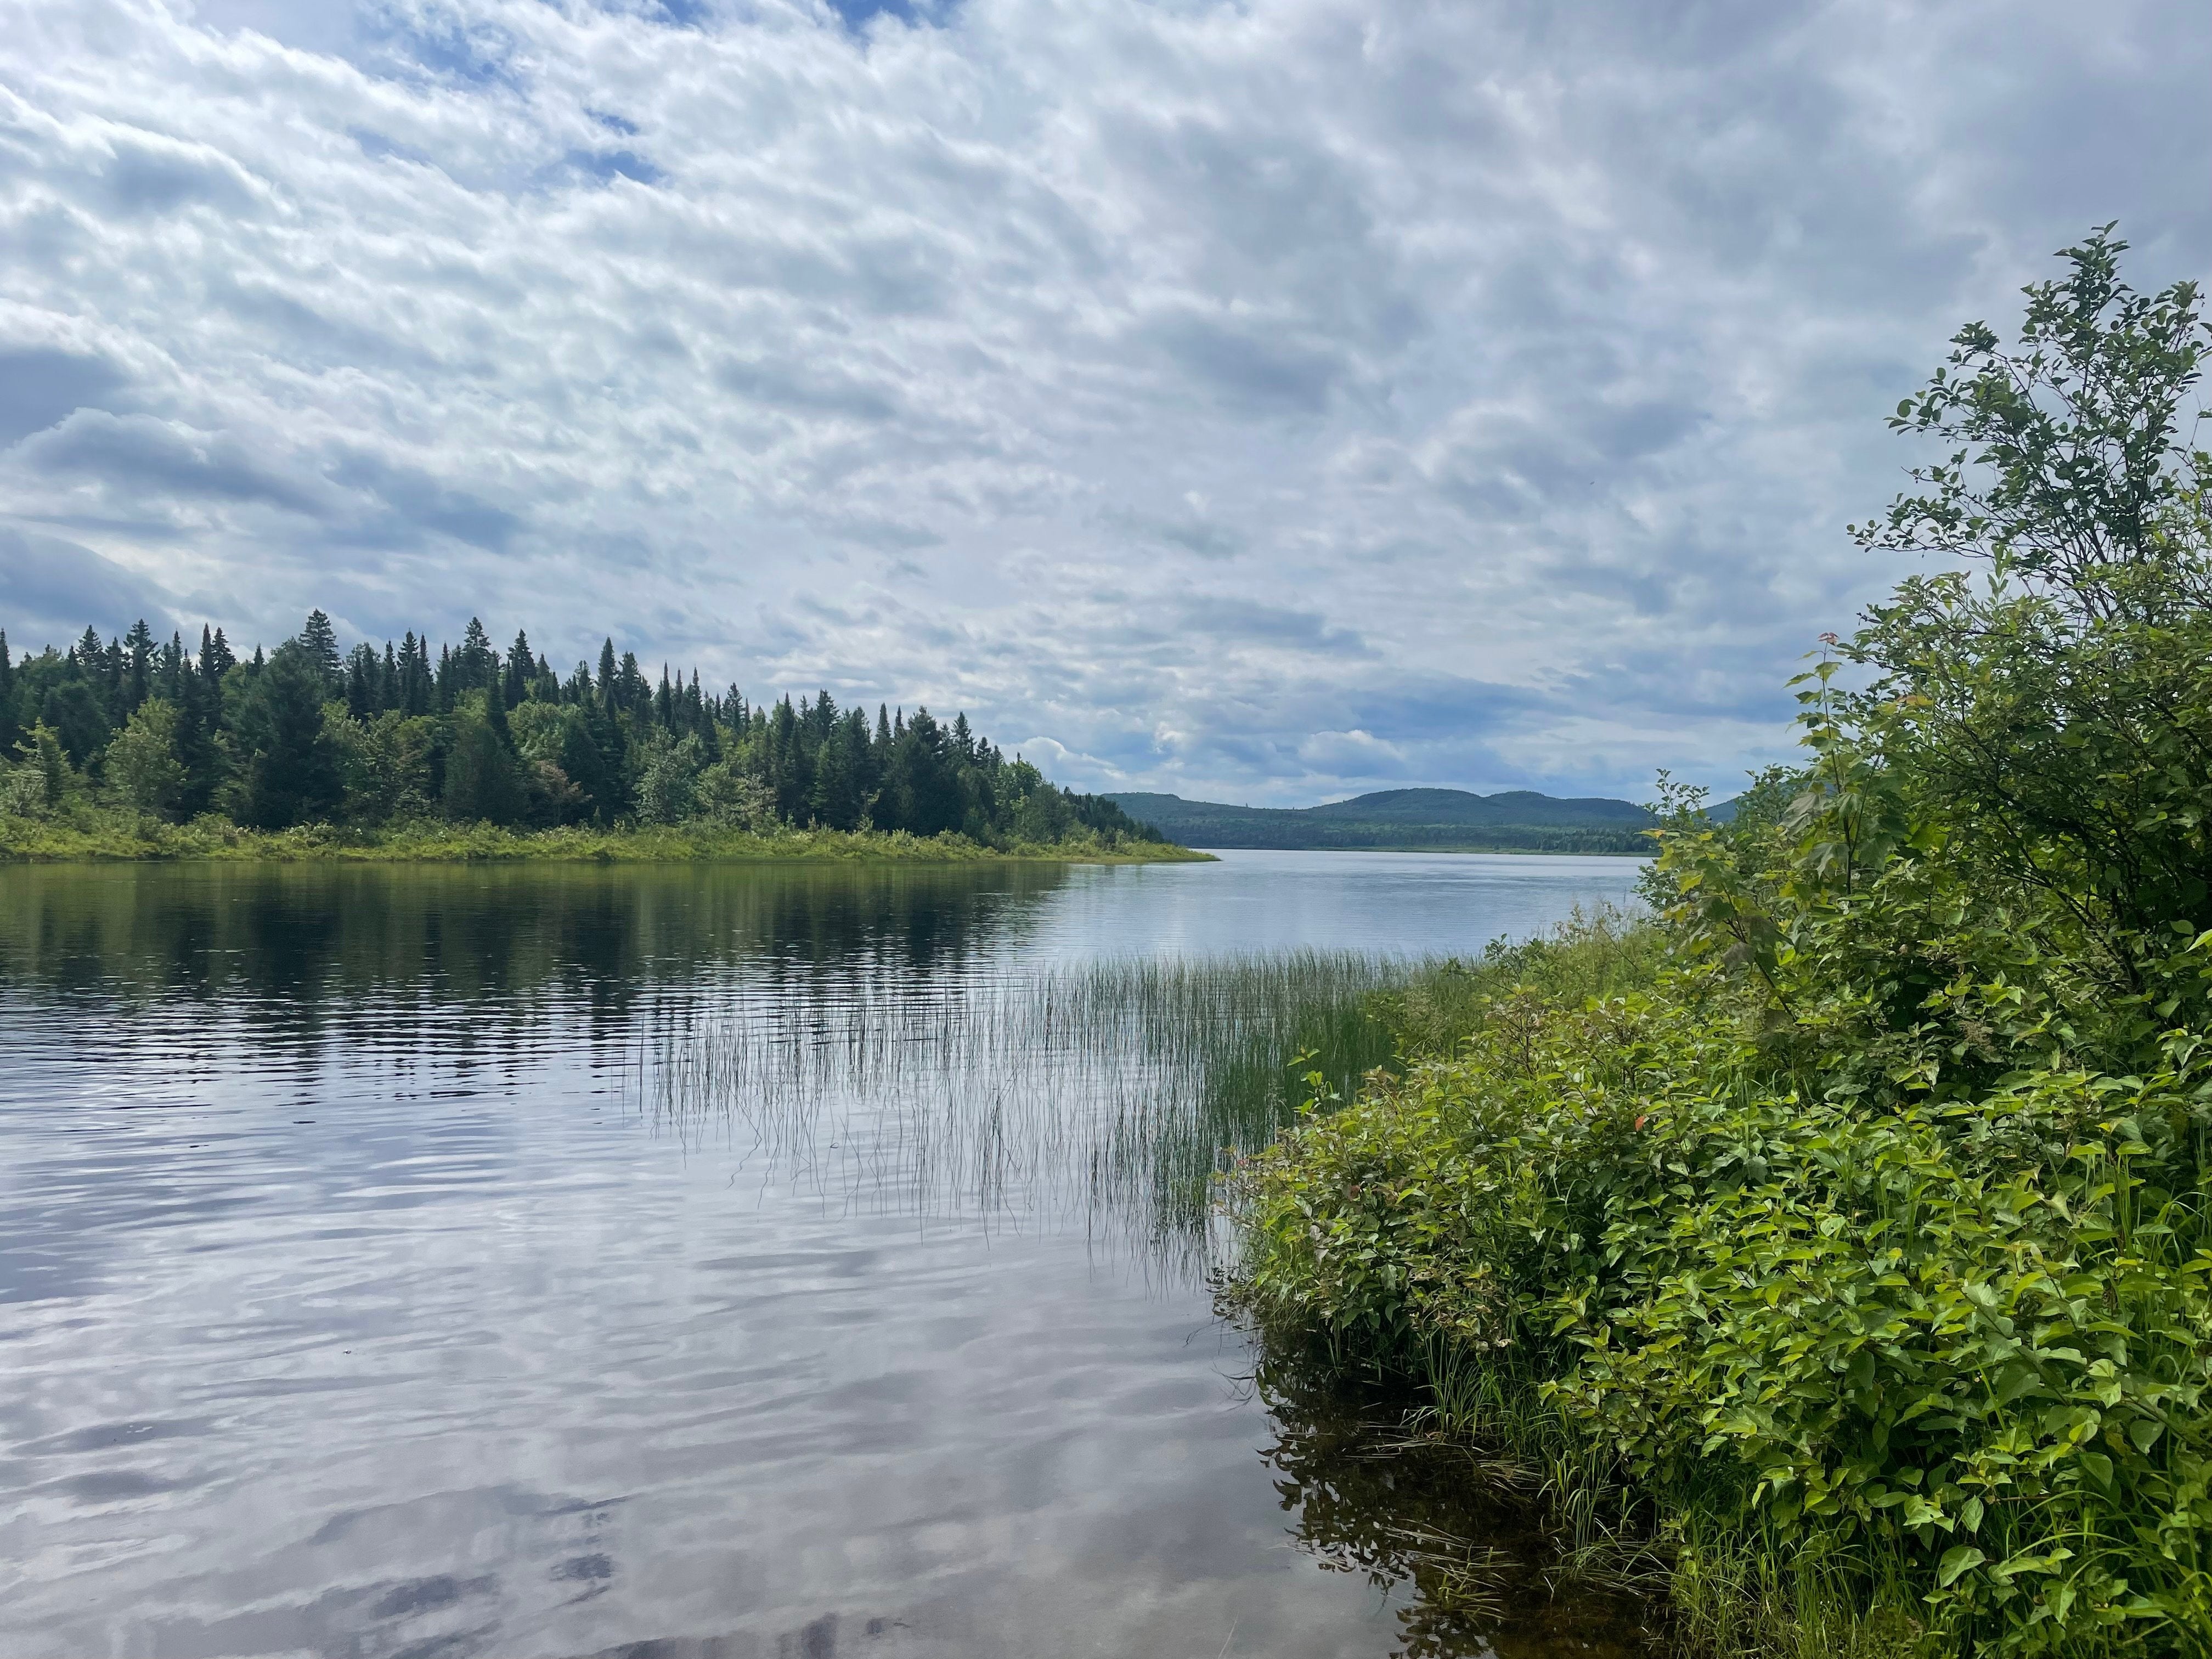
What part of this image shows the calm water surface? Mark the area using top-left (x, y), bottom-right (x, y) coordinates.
top-left (0, 851), bottom-right (1649, 1659)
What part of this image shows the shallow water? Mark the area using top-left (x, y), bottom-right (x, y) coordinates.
top-left (0, 851), bottom-right (1652, 1658)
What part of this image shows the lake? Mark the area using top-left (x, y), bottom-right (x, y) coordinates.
top-left (0, 850), bottom-right (1652, 1659)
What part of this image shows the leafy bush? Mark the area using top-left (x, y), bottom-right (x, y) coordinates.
top-left (1233, 228), bottom-right (2212, 1656)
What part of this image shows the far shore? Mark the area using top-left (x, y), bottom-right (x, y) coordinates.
top-left (1172, 843), bottom-right (1651, 857)
top-left (0, 820), bottom-right (1212, 867)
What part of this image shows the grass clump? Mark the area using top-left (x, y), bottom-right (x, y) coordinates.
top-left (652, 949), bottom-right (1407, 1255)
top-left (1231, 230), bottom-right (2212, 1656)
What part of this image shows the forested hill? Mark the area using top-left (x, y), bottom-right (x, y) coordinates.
top-left (1107, 787), bottom-right (1654, 853)
top-left (0, 612), bottom-right (1162, 849)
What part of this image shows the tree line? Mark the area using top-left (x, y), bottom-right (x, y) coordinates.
top-left (0, 611), bottom-right (1163, 848)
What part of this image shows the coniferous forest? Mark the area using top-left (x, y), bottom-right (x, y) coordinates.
top-left (0, 612), bottom-right (1170, 855)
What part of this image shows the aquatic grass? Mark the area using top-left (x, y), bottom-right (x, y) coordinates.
top-left (644, 949), bottom-right (1410, 1270)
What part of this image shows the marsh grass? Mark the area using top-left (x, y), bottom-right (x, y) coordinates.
top-left (646, 949), bottom-right (1408, 1268)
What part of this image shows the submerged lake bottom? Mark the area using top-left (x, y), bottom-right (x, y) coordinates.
top-left (0, 851), bottom-right (1653, 1658)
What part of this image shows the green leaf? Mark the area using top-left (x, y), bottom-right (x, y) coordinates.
top-left (1938, 1545), bottom-right (1987, 1587)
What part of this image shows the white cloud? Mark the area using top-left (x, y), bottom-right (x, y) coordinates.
top-left (1, 0), bottom-right (2205, 801)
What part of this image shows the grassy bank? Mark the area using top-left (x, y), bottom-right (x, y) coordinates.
top-left (0, 814), bottom-right (1209, 864)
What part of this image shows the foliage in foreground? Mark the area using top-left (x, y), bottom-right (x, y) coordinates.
top-left (1233, 227), bottom-right (2212, 1656)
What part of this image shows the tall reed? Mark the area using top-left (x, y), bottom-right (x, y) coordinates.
top-left (645, 949), bottom-right (1410, 1273)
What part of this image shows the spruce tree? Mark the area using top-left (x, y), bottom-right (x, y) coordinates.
top-left (235, 641), bottom-right (342, 828)
top-left (200, 625), bottom-right (235, 684)
top-left (442, 689), bottom-right (525, 825)
top-left (41, 661), bottom-right (110, 766)
top-left (503, 630), bottom-right (532, 708)
top-left (174, 669), bottom-right (223, 820)
top-left (300, 610), bottom-right (342, 691)
top-left (123, 619), bottom-right (154, 715)
top-left (457, 618), bottom-right (496, 693)
top-left (399, 633), bottom-right (430, 715)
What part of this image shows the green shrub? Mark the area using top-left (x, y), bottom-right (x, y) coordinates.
top-left (1232, 229), bottom-right (2212, 1655)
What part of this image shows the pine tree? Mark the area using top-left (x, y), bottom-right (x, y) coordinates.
top-left (123, 619), bottom-right (155, 715)
top-left (200, 625), bottom-right (235, 684)
top-left (446, 618), bottom-right (492, 695)
top-left (40, 644), bottom-right (110, 765)
top-left (503, 630), bottom-right (533, 708)
top-left (555, 702), bottom-right (611, 821)
top-left (235, 641), bottom-right (342, 828)
top-left (0, 629), bottom-right (15, 753)
top-left (300, 610), bottom-right (342, 691)
top-left (174, 668), bottom-right (223, 819)
top-left (345, 643), bottom-right (383, 719)
top-left (442, 686), bottom-right (525, 825)
top-left (399, 633), bottom-right (430, 715)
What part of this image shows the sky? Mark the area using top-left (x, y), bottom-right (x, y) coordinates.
top-left (0, 0), bottom-right (2206, 805)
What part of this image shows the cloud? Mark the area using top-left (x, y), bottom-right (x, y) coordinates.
top-left (324, 451), bottom-right (524, 551)
top-left (1142, 310), bottom-right (1348, 416)
top-left (0, 347), bottom-right (129, 446)
top-left (0, 0), bottom-right (2204, 802)
top-left (12, 410), bottom-right (327, 516)
top-left (0, 528), bottom-right (177, 644)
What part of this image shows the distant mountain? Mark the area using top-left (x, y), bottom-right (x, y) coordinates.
top-left (1104, 788), bottom-right (1656, 853)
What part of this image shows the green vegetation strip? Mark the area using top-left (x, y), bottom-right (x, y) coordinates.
top-left (0, 819), bottom-right (1206, 864)
top-left (1229, 229), bottom-right (2212, 1658)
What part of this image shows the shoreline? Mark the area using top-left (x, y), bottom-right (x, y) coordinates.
top-left (0, 821), bottom-right (1212, 866)
top-left (1172, 843), bottom-right (1650, 857)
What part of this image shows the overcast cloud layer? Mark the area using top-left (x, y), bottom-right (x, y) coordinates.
top-left (1, 0), bottom-right (2205, 802)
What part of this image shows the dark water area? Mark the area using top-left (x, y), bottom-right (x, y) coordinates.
top-left (0, 851), bottom-right (1654, 1658)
